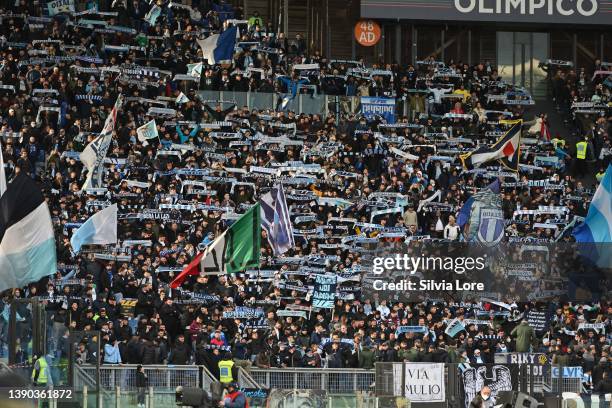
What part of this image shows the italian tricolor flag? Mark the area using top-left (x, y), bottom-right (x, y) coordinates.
top-left (170, 204), bottom-right (261, 288)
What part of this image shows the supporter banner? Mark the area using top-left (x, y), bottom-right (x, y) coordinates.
top-left (395, 326), bottom-right (429, 336)
top-left (399, 363), bottom-right (445, 402)
top-left (526, 310), bottom-right (551, 333)
top-left (494, 353), bottom-right (550, 375)
top-left (240, 388), bottom-right (270, 405)
top-left (311, 274), bottom-right (337, 309)
top-left (361, 0), bottom-right (611, 25)
top-left (276, 309), bottom-right (308, 318)
top-left (120, 298), bottom-right (137, 317)
top-left (552, 366), bottom-right (583, 378)
top-left (461, 364), bottom-right (517, 408)
top-left (578, 322), bottom-right (606, 333)
top-left (361, 97), bottom-right (396, 124)
top-left (222, 307), bottom-right (264, 319)
top-left (47, 0), bottom-right (75, 16)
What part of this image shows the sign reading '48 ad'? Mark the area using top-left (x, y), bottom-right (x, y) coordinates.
top-left (354, 20), bottom-right (381, 47)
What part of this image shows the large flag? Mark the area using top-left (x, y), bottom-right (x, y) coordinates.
top-left (0, 140), bottom-right (6, 197)
top-left (70, 204), bottom-right (118, 253)
top-left (170, 204), bottom-right (261, 287)
top-left (457, 179), bottom-right (500, 228)
top-left (464, 179), bottom-right (504, 246)
top-left (573, 165), bottom-right (612, 268)
top-left (137, 119), bottom-right (159, 145)
top-left (196, 26), bottom-right (238, 65)
top-left (460, 122), bottom-right (521, 171)
top-left (260, 186), bottom-right (294, 255)
top-left (0, 174), bottom-right (56, 292)
top-left (80, 95), bottom-right (123, 189)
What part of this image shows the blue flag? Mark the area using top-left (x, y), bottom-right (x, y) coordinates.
top-left (260, 186), bottom-right (294, 255)
top-left (197, 26), bottom-right (238, 64)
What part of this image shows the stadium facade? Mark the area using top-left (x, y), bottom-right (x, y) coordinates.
top-left (357, 0), bottom-right (612, 96)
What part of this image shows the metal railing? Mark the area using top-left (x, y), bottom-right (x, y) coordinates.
top-left (549, 377), bottom-right (583, 394)
top-left (76, 364), bottom-right (201, 393)
top-left (249, 367), bottom-right (376, 395)
top-left (201, 364), bottom-right (218, 393)
top-left (237, 366), bottom-right (263, 389)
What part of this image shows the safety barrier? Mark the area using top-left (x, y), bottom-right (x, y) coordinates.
top-left (249, 367), bottom-right (376, 395)
top-left (75, 364), bottom-right (202, 393)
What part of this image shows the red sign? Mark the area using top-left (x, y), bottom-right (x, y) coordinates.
top-left (354, 20), bottom-right (381, 47)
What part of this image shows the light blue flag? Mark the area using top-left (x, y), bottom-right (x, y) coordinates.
top-left (144, 5), bottom-right (161, 25)
top-left (573, 164), bottom-right (612, 268)
top-left (70, 204), bottom-right (118, 253)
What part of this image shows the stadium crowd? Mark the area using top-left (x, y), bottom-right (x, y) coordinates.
top-left (0, 0), bottom-right (610, 396)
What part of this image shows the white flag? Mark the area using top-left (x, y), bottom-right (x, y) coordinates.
top-left (81, 95), bottom-right (123, 190)
top-left (175, 92), bottom-right (190, 105)
top-left (187, 62), bottom-right (203, 78)
top-left (137, 119), bottom-right (159, 145)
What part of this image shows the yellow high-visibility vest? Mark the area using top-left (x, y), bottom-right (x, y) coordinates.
top-left (218, 359), bottom-right (234, 383)
top-left (576, 141), bottom-right (587, 160)
top-left (31, 357), bottom-right (48, 385)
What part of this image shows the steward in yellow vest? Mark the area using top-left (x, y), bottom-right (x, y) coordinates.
top-left (576, 140), bottom-right (588, 159)
top-left (31, 355), bottom-right (51, 386)
top-left (218, 353), bottom-right (235, 383)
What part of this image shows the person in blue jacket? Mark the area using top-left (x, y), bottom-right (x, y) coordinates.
top-left (175, 124), bottom-right (200, 143)
top-left (276, 73), bottom-right (309, 110)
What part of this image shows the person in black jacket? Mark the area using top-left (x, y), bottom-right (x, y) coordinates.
top-left (203, 103), bottom-right (236, 121)
top-left (136, 365), bottom-right (147, 408)
top-left (135, 284), bottom-right (154, 318)
top-left (142, 340), bottom-right (158, 365)
top-left (126, 336), bottom-right (144, 364)
top-left (159, 298), bottom-right (181, 339)
top-left (327, 342), bottom-right (343, 368)
top-left (169, 334), bottom-right (192, 365)
top-left (593, 370), bottom-right (612, 394)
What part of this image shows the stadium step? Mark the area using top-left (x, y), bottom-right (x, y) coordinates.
top-left (244, 0), bottom-right (357, 58)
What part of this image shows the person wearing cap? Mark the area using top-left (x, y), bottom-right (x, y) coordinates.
top-left (471, 349), bottom-right (485, 364)
top-left (219, 382), bottom-right (246, 407)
